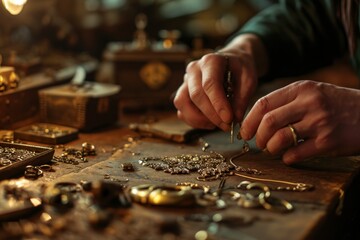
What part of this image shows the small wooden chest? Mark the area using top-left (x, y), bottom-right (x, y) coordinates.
top-left (103, 42), bottom-right (190, 110)
top-left (38, 82), bottom-right (121, 131)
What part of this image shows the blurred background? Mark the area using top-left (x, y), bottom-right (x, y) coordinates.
top-left (0, 0), bottom-right (274, 59)
top-left (0, 0), bottom-right (276, 128)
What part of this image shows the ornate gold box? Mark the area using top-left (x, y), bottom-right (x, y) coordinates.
top-left (38, 82), bottom-right (121, 131)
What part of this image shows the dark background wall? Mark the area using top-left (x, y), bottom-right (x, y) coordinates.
top-left (0, 0), bottom-right (275, 59)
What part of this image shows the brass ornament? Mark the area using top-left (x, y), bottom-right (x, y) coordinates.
top-left (8, 71), bottom-right (20, 89)
top-left (0, 75), bottom-right (8, 92)
top-left (139, 61), bottom-right (171, 90)
top-left (0, 67), bottom-right (20, 92)
top-left (129, 184), bottom-right (197, 207)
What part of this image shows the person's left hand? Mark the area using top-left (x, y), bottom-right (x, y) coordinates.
top-left (240, 80), bottom-right (360, 164)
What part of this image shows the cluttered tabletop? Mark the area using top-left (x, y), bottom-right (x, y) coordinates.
top-left (2, 1), bottom-right (360, 239)
top-left (1, 112), bottom-right (360, 240)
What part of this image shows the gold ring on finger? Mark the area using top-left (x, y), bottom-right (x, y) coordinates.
top-left (288, 124), bottom-right (299, 146)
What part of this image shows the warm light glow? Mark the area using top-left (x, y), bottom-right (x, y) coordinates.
top-left (163, 39), bottom-right (173, 49)
top-left (2, 0), bottom-right (28, 15)
top-left (30, 197), bottom-right (42, 207)
top-left (40, 212), bottom-right (52, 222)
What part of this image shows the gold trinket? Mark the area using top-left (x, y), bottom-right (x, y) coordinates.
top-left (81, 142), bottom-right (96, 156)
top-left (121, 162), bottom-right (135, 172)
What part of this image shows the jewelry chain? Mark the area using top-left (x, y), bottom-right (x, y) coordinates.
top-left (229, 141), bottom-right (314, 191)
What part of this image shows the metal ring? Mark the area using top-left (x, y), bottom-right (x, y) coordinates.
top-left (36, 169), bottom-right (43, 177)
top-left (237, 193), bottom-right (262, 208)
top-left (258, 193), bottom-right (294, 213)
top-left (129, 184), bottom-right (156, 204)
top-left (38, 164), bottom-right (53, 172)
top-left (223, 190), bottom-right (243, 200)
top-left (147, 185), bottom-right (196, 207)
top-left (130, 184), bottom-right (198, 207)
top-left (288, 124), bottom-right (299, 146)
top-left (54, 182), bottom-right (83, 193)
top-left (24, 172), bottom-right (38, 179)
top-left (246, 182), bottom-right (271, 199)
top-left (236, 181), bottom-right (251, 190)
top-left (176, 182), bottom-right (210, 194)
top-left (0, 158), bottom-right (11, 166)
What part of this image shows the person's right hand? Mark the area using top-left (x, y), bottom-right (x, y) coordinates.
top-left (173, 48), bottom-right (259, 131)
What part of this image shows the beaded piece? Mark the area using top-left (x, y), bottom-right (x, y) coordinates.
top-left (139, 150), bottom-right (234, 178)
top-left (0, 146), bottom-right (37, 168)
top-left (51, 143), bottom-right (96, 165)
top-left (26, 125), bottom-right (74, 138)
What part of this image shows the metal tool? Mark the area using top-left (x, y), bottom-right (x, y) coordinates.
top-left (213, 177), bottom-right (227, 198)
top-left (223, 56), bottom-right (235, 143)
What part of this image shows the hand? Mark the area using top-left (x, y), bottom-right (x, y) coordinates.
top-left (241, 80), bottom-right (360, 164)
top-left (173, 50), bottom-right (258, 131)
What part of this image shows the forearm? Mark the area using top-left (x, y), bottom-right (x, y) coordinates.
top-left (219, 33), bottom-right (269, 78)
top-left (234, 0), bottom-right (347, 79)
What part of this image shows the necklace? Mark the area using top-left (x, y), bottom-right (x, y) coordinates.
top-left (228, 141), bottom-right (314, 192)
top-left (140, 139), bottom-right (314, 191)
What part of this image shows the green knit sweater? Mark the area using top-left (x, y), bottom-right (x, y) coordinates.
top-left (238, 0), bottom-right (356, 79)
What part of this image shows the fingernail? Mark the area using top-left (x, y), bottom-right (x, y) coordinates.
top-left (219, 109), bottom-right (231, 124)
top-left (240, 127), bottom-right (249, 140)
top-left (283, 153), bottom-right (296, 165)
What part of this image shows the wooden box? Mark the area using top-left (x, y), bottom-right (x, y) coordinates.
top-left (103, 42), bottom-right (190, 110)
top-left (38, 82), bottom-right (121, 131)
top-left (0, 60), bottom-right (98, 129)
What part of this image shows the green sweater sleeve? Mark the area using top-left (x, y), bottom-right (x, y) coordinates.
top-left (237, 0), bottom-right (347, 79)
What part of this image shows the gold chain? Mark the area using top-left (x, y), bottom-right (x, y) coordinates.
top-left (229, 141), bottom-right (314, 192)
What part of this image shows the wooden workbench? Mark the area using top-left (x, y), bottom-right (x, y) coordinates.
top-left (1, 112), bottom-right (360, 240)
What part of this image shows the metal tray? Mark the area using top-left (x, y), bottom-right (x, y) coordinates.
top-left (14, 123), bottom-right (78, 144)
top-left (0, 142), bottom-right (54, 180)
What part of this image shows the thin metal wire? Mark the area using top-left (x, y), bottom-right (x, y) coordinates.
top-left (229, 141), bottom-right (262, 175)
top-left (233, 172), bottom-right (313, 190)
top-left (224, 55), bottom-right (235, 143)
top-left (228, 141), bottom-right (314, 191)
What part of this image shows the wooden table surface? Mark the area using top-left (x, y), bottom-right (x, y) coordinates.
top-left (1, 112), bottom-right (360, 240)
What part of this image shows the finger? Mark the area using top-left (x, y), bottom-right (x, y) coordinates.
top-left (199, 54), bottom-right (233, 124)
top-left (173, 76), bottom-right (188, 110)
top-left (186, 62), bottom-right (229, 131)
top-left (282, 138), bottom-right (324, 165)
top-left (241, 83), bottom-right (298, 140)
top-left (174, 81), bottom-right (216, 129)
top-left (232, 56), bottom-right (257, 122)
top-left (177, 110), bottom-right (216, 129)
top-left (265, 123), bottom-right (302, 155)
top-left (256, 101), bottom-right (305, 149)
